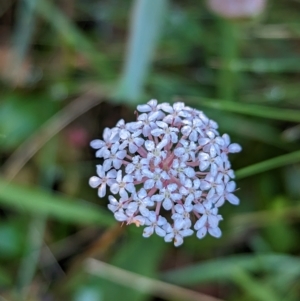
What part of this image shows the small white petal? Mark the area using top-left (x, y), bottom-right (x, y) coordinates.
top-left (180, 229), bottom-right (193, 237)
top-left (227, 181), bottom-right (236, 192)
top-left (145, 140), bottom-right (155, 151)
top-left (90, 139), bottom-right (104, 149)
top-left (174, 235), bottom-right (183, 247)
top-left (137, 104), bottom-right (151, 112)
top-left (163, 198), bottom-right (173, 210)
top-left (98, 184), bottom-right (106, 197)
top-left (144, 179), bottom-right (155, 189)
top-left (114, 211), bottom-right (127, 221)
top-left (155, 226), bottom-right (166, 237)
top-left (164, 233), bottom-right (174, 242)
top-left (228, 143), bottom-right (242, 153)
top-left (208, 227), bottom-right (222, 238)
top-left (227, 193), bottom-right (240, 205)
top-left (196, 227), bottom-right (207, 239)
top-left (89, 176), bottom-right (101, 188)
top-left (143, 226), bottom-right (154, 237)
top-left (208, 215), bottom-right (219, 228)
top-left (110, 183), bottom-right (119, 194)
top-left (194, 216), bottom-right (207, 230)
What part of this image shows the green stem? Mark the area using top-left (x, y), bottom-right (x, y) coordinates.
top-left (217, 20), bottom-right (240, 101)
top-left (236, 150), bottom-right (300, 179)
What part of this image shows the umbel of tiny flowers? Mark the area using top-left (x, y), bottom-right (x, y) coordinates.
top-left (89, 100), bottom-right (242, 247)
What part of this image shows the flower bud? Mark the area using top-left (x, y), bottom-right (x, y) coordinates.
top-left (207, 0), bottom-right (267, 20)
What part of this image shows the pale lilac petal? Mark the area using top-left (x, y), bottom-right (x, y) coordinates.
top-left (227, 193), bottom-right (240, 205)
top-left (89, 176), bottom-right (101, 188)
top-left (174, 235), bottom-right (183, 247)
top-left (155, 226), bottom-right (166, 237)
top-left (196, 227), bottom-right (207, 239)
top-left (90, 139), bottom-right (105, 149)
top-left (208, 227), bottom-right (222, 238)
top-left (98, 184), bottom-right (106, 198)
top-left (144, 179), bottom-right (154, 189)
top-left (228, 143), bottom-right (242, 153)
top-left (163, 198), bottom-right (173, 210)
top-left (194, 216), bottom-right (207, 230)
top-left (143, 226), bottom-right (154, 237)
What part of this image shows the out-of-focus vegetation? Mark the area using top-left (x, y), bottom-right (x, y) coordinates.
top-left (0, 0), bottom-right (300, 300)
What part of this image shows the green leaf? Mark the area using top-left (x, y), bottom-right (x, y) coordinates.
top-left (12, 0), bottom-right (38, 70)
top-left (97, 234), bottom-right (166, 301)
top-left (0, 267), bottom-right (12, 287)
top-left (36, 0), bottom-right (111, 77)
top-left (0, 222), bottom-right (23, 258)
top-left (186, 97), bottom-right (300, 123)
top-left (0, 94), bottom-right (57, 150)
top-left (236, 150), bottom-right (300, 179)
top-left (232, 268), bottom-right (281, 301)
top-left (117, 0), bottom-right (168, 102)
top-left (203, 111), bottom-right (294, 151)
top-left (225, 58), bottom-right (300, 73)
top-left (161, 254), bottom-right (300, 285)
top-left (0, 178), bottom-right (115, 227)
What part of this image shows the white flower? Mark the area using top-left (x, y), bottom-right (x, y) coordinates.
top-left (142, 168), bottom-right (170, 190)
top-left (221, 133), bottom-right (242, 154)
top-left (120, 131), bottom-right (144, 153)
top-left (200, 174), bottom-right (224, 200)
top-left (110, 170), bottom-right (135, 199)
top-left (137, 113), bottom-right (158, 136)
top-left (195, 212), bottom-right (223, 239)
top-left (164, 219), bottom-right (193, 247)
top-left (198, 112), bottom-right (219, 138)
top-left (199, 135), bottom-right (224, 158)
top-left (172, 204), bottom-right (193, 228)
top-left (170, 159), bottom-right (195, 183)
top-left (194, 201), bottom-right (220, 229)
top-left (144, 140), bottom-right (167, 165)
top-left (137, 99), bottom-right (165, 120)
top-left (181, 118), bottom-right (203, 141)
top-left (89, 99), bottom-right (241, 246)
top-left (91, 127), bottom-right (119, 158)
top-left (215, 153), bottom-right (235, 183)
top-left (107, 195), bottom-right (127, 213)
top-left (196, 223), bottom-right (222, 239)
top-left (128, 188), bottom-right (154, 217)
top-left (125, 155), bottom-right (149, 181)
top-left (161, 102), bottom-right (190, 125)
top-left (179, 178), bottom-right (201, 206)
top-left (213, 181), bottom-right (239, 207)
top-left (151, 183), bottom-right (181, 210)
top-left (198, 152), bottom-right (222, 176)
top-left (103, 142), bottom-right (127, 170)
top-left (114, 208), bottom-right (145, 227)
top-left (89, 165), bottom-right (117, 197)
top-left (151, 121), bottom-right (179, 145)
top-left (174, 140), bottom-right (196, 162)
top-left (143, 211), bottom-right (167, 237)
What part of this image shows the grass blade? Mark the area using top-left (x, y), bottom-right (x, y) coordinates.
top-left (0, 178), bottom-right (114, 227)
top-left (236, 150), bottom-right (300, 179)
top-left (186, 97), bottom-right (300, 123)
top-left (161, 254), bottom-right (300, 285)
top-left (36, 0), bottom-right (111, 77)
top-left (232, 268), bottom-right (281, 301)
top-left (117, 0), bottom-right (168, 102)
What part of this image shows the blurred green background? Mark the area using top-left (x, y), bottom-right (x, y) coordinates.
top-left (1, 0), bottom-right (300, 300)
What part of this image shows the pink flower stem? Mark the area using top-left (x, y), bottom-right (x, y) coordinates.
top-left (147, 187), bottom-right (158, 197)
top-left (137, 146), bottom-right (147, 157)
top-left (155, 201), bottom-right (162, 217)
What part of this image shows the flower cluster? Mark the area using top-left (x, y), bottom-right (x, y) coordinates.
top-left (89, 100), bottom-right (241, 246)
